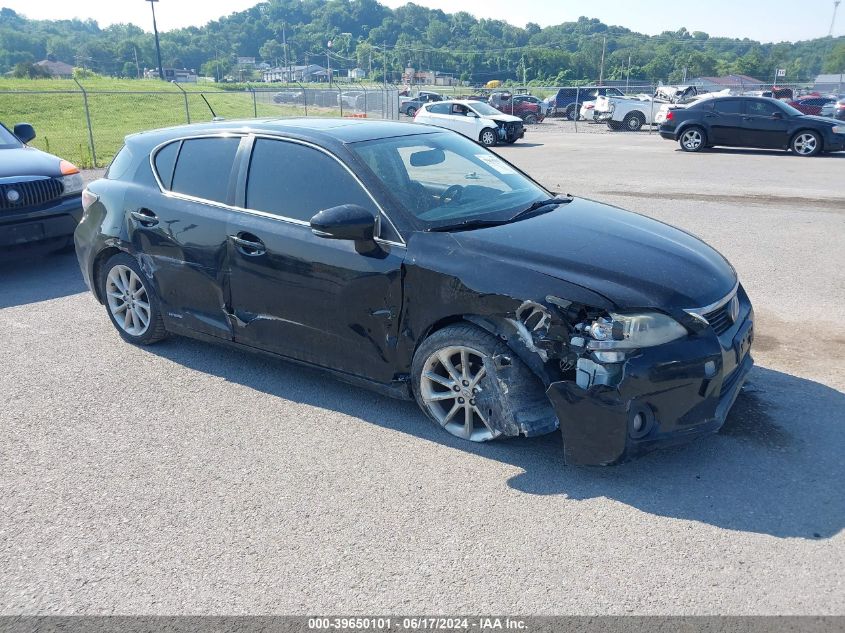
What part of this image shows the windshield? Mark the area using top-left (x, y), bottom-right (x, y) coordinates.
top-left (467, 102), bottom-right (503, 117)
top-left (351, 132), bottom-right (549, 230)
top-left (0, 123), bottom-right (23, 149)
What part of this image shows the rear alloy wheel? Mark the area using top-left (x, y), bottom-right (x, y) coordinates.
top-left (679, 127), bottom-right (706, 152)
top-left (406, 106), bottom-right (417, 118)
top-left (100, 253), bottom-right (167, 345)
top-left (479, 128), bottom-right (498, 147)
top-left (564, 104), bottom-right (577, 120)
top-left (623, 112), bottom-right (645, 131)
top-left (791, 131), bottom-right (821, 156)
top-left (523, 113), bottom-right (538, 125)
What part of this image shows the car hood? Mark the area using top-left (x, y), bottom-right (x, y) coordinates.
top-left (449, 197), bottom-right (737, 311)
top-left (0, 146), bottom-right (62, 179)
top-left (798, 114), bottom-right (837, 126)
top-left (485, 113), bottom-right (522, 123)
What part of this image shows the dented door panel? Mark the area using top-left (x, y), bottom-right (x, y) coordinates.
top-left (227, 212), bottom-right (404, 383)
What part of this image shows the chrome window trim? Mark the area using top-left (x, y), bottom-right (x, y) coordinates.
top-left (684, 280), bottom-right (739, 324)
top-left (149, 131), bottom-right (406, 247)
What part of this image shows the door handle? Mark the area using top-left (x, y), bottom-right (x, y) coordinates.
top-left (130, 208), bottom-right (158, 227)
top-left (229, 233), bottom-right (266, 256)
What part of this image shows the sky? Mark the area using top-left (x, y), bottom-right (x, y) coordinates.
top-left (2, 0), bottom-right (842, 42)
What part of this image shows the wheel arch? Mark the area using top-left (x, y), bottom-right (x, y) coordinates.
top-left (790, 128), bottom-right (824, 152)
top-left (91, 246), bottom-right (124, 304)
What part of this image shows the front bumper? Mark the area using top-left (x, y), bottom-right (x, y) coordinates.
top-left (546, 305), bottom-right (755, 466)
top-left (0, 194), bottom-right (83, 250)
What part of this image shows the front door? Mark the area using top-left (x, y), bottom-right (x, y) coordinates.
top-left (127, 135), bottom-right (243, 339)
top-left (741, 100), bottom-right (791, 149)
top-left (226, 137), bottom-right (405, 383)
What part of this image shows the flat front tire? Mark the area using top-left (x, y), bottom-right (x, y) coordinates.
top-left (479, 128), bottom-right (498, 147)
top-left (99, 252), bottom-right (167, 345)
top-left (679, 127), bottom-right (707, 152)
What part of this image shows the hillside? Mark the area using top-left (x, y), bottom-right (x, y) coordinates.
top-left (1, 1), bottom-right (843, 84)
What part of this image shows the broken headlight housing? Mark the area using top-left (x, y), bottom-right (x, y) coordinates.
top-left (586, 312), bottom-right (688, 350)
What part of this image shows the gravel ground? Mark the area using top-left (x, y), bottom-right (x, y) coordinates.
top-left (1, 132), bottom-right (843, 616)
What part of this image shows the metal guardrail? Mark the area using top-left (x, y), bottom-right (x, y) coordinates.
top-left (0, 84), bottom-right (400, 168)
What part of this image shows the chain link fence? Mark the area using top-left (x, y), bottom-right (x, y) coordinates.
top-left (1, 78), bottom-right (827, 167)
top-left (0, 83), bottom-right (399, 168)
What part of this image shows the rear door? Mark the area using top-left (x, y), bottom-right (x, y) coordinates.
top-left (226, 136), bottom-right (405, 382)
top-left (741, 99), bottom-right (790, 148)
top-left (709, 98), bottom-right (746, 145)
top-left (128, 134), bottom-right (243, 339)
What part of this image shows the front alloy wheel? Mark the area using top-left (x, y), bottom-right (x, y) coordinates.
top-left (419, 345), bottom-right (498, 442)
top-left (791, 131), bottom-right (821, 156)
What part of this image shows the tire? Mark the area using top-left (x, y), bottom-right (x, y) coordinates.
top-left (99, 252), bottom-right (167, 345)
top-left (406, 106), bottom-right (417, 118)
top-left (523, 113), bottom-right (538, 125)
top-left (790, 130), bottom-right (822, 156)
top-left (411, 323), bottom-right (515, 442)
top-left (622, 112), bottom-right (645, 131)
top-left (479, 128), bottom-right (498, 147)
top-left (679, 126), bottom-right (707, 152)
top-left (564, 104), bottom-right (577, 120)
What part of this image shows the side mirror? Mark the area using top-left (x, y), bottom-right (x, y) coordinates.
top-left (14, 123), bottom-right (35, 144)
top-left (467, 111), bottom-right (479, 118)
top-left (311, 204), bottom-right (377, 242)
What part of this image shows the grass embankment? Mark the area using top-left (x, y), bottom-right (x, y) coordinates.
top-left (0, 78), bottom-right (342, 167)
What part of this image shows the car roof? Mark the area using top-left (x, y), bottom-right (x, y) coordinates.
top-left (428, 99), bottom-right (484, 106)
top-left (124, 117), bottom-right (439, 149)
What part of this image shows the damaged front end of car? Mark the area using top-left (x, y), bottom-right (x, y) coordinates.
top-left (465, 287), bottom-right (754, 466)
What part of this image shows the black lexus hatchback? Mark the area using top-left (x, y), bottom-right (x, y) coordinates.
top-left (75, 118), bottom-right (754, 466)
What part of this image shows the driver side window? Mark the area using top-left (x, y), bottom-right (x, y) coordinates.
top-left (747, 101), bottom-right (779, 117)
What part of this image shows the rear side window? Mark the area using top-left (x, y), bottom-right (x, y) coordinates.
top-left (428, 103), bottom-right (450, 114)
top-left (106, 145), bottom-right (134, 181)
top-left (170, 137), bottom-right (240, 203)
top-left (714, 99), bottom-right (744, 115)
top-left (154, 141), bottom-right (180, 189)
top-left (246, 139), bottom-right (376, 224)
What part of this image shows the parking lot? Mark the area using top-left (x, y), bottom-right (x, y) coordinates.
top-left (1, 132), bottom-right (843, 615)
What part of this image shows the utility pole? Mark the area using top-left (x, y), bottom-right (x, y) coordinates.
top-left (383, 42), bottom-right (388, 88)
top-left (327, 40), bottom-right (332, 87)
top-left (626, 53), bottom-right (632, 92)
top-left (282, 24), bottom-right (289, 81)
top-left (133, 44), bottom-right (141, 78)
top-left (598, 34), bottom-right (607, 86)
top-left (145, 0), bottom-right (165, 80)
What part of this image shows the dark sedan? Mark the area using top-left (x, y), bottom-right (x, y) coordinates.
top-left (659, 96), bottom-right (845, 156)
top-left (76, 119), bottom-right (754, 466)
top-left (1, 122), bottom-right (84, 254)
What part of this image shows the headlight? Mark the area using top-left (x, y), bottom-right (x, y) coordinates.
top-left (832, 125), bottom-right (845, 135)
top-left (586, 312), bottom-right (688, 350)
top-left (59, 173), bottom-right (84, 196)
